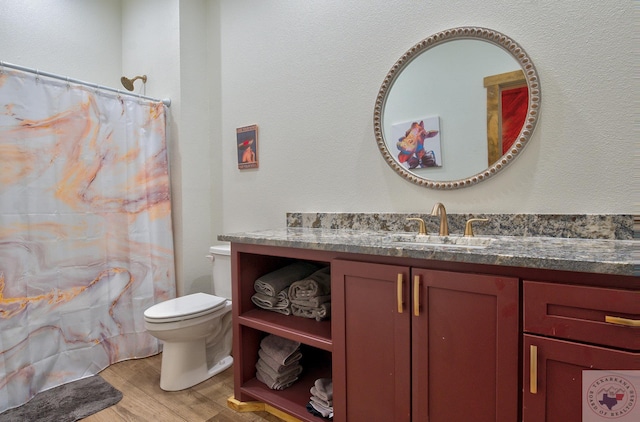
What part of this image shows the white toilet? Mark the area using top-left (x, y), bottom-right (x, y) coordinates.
top-left (143, 244), bottom-right (233, 391)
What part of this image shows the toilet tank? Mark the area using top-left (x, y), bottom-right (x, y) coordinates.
top-left (209, 244), bottom-right (232, 300)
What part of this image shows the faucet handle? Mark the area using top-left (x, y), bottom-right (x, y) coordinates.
top-left (464, 218), bottom-right (489, 237)
top-left (406, 218), bottom-right (427, 235)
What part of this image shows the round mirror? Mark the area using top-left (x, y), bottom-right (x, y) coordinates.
top-left (374, 27), bottom-right (541, 189)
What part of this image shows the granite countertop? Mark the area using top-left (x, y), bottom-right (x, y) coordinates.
top-left (219, 227), bottom-right (637, 276)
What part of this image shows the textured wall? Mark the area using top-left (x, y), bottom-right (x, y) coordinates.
top-left (218, 0), bottom-right (635, 235)
top-left (0, 0), bottom-right (122, 86)
top-left (121, 0), bottom-right (214, 295)
top-left (0, 0), bottom-right (213, 294)
top-left (0, 0), bottom-right (634, 291)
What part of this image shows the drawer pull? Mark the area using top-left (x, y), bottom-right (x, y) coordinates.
top-left (605, 315), bottom-right (640, 327)
top-left (397, 273), bottom-right (404, 313)
top-left (530, 345), bottom-right (538, 394)
top-left (413, 275), bottom-right (421, 317)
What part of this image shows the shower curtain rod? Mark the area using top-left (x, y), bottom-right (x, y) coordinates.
top-left (0, 61), bottom-right (171, 107)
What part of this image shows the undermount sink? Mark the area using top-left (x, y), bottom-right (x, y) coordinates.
top-left (384, 234), bottom-right (496, 249)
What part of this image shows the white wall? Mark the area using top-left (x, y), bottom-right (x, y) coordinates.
top-left (177, 0), bottom-right (219, 295)
top-left (0, 0), bottom-right (635, 293)
top-left (120, 0), bottom-right (215, 295)
top-left (0, 0), bottom-right (215, 295)
top-left (0, 0), bottom-right (122, 86)
top-left (218, 0), bottom-right (635, 234)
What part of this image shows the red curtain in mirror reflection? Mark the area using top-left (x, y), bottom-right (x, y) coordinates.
top-left (501, 85), bottom-right (528, 154)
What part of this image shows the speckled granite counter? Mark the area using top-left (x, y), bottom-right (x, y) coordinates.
top-left (219, 227), bottom-right (637, 276)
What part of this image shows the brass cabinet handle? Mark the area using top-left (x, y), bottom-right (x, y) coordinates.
top-left (605, 315), bottom-right (640, 327)
top-left (530, 345), bottom-right (538, 394)
top-left (413, 275), bottom-right (421, 316)
top-left (397, 273), bottom-right (404, 313)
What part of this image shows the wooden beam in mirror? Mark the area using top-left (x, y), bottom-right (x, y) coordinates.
top-left (484, 69), bottom-right (527, 166)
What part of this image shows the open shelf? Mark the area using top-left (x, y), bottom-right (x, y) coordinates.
top-left (238, 308), bottom-right (332, 351)
top-left (232, 246), bottom-right (335, 420)
top-left (240, 358), bottom-right (332, 422)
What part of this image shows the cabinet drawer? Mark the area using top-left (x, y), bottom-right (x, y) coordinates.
top-left (524, 281), bottom-right (639, 350)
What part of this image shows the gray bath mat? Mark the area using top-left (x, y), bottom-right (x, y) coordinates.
top-left (0, 375), bottom-right (122, 421)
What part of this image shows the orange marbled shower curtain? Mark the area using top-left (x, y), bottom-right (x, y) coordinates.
top-left (0, 68), bottom-right (176, 412)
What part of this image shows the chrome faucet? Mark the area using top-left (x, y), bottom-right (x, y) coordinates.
top-left (430, 202), bottom-right (449, 236)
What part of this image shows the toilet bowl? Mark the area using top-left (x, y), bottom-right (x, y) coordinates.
top-left (143, 244), bottom-right (233, 391)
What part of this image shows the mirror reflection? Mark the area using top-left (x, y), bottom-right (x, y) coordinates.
top-left (374, 27), bottom-right (540, 189)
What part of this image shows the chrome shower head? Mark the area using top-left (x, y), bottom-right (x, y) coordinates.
top-left (120, 75), bottom-right (147, 91)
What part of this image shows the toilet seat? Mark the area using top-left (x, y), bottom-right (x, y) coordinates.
top-left (144, 292), bottom-right (227, 323)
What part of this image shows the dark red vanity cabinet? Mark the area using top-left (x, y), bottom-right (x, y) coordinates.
top-left (522, 281), bottom-right (640, 422)
top-left (523, 335), bottom-right (638, 422)
top-left (332, 260), bottom-right (519, 421)
top-left (331, 261), bottom-right (411, 421)
top-left (411, 267), bottom-right (520, 422)
top-left (228, 242), bottom-right (636, 421)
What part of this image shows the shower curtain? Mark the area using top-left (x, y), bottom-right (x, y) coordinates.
top-left (0, 67), bottom-right (176, 412)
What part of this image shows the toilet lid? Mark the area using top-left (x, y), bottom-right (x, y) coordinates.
top-left (143, 292), bottom-right (227, 321)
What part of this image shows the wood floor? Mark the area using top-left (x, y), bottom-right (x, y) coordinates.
top-left (85, 353), bottom-right (284, 422)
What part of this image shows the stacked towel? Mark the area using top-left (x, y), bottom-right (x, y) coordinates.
top-left (251, 262), bottom-right (318, 315)
top-left (307, 378), bottom-right (333, 419)
top-left (255, 334), bottom-right (303, 390)
top-left (289, 267), bottom-right (332, 321)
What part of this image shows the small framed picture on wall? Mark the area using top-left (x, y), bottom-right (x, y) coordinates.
top-left (236, 124), bottom-right (258, 169)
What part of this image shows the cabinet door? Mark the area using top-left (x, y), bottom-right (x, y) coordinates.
top-left (412, 269), bottom-right (519, 422)
top-left (523, 334), bottom-right (640, 422)
top-left (332, 260), bottom-right (411, 422)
